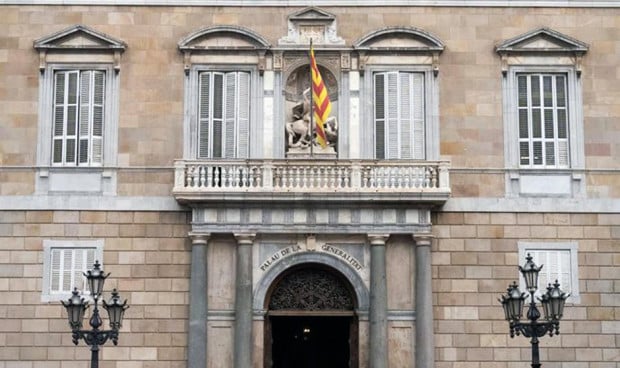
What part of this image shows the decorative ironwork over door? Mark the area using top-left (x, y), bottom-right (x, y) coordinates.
top-left (269, 267), bottom-right (354, 311)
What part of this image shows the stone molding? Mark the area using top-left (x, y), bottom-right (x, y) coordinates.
top-left (5, 0), bottom-right (620, 6)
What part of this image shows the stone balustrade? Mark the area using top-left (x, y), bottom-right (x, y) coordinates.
top-left (173, 159), bottom-right (450, 203)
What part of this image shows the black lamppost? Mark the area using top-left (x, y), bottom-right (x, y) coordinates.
top-left (61, 260), bottom-right (129, 368)
top-left (499, 254), bottom-right (569, 368)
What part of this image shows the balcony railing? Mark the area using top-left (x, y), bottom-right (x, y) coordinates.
top-left (173, 159), bottom-right (450, 203)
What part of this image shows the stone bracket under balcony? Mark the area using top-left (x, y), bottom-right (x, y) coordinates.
top-left (173, 159), bottom-right (451, 205)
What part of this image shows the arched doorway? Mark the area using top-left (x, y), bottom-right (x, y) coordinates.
top-left (264, 264), bottom-right (358, 368)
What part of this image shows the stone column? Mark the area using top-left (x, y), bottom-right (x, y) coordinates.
top-left (233, 233), bottom-right (255, 368)
top-left (188, 233), bottom-right (209, 368)
top-left (368, 234), bottom-right (389, 368)
top-left (414, 233), bottom-right (435, 368)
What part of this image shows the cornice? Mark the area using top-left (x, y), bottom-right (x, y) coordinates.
top-left (2, 0), bottom-right (620, 7)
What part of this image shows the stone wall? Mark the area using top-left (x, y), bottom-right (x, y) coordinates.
top-left (433, 212), bottom-right (620, 368)
top-left (0, 5), bottom-right (619, 197)
top-left (0, 210), bottom-right (191, 367)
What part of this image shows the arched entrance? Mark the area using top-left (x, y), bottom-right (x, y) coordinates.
top-left (264, 264), bottom-right (359, 368)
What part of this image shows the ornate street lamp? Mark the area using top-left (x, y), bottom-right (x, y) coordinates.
top-left (61, 261), bottom-right (129, 368)
top-left (499, 254), bottom-right (569, 368)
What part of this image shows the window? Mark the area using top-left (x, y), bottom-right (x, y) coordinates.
top-left (518, 242), bottom-right (580, 304)
top-left (34, 25), bottom-right (125, 195)
top-left (497, 28), bottom-right (588, 197)
top-left (198, 71), bottom-right (250, 159)
top-left (42, 240), bottom-right (104, 302)
top-left (517, 73), bottom-right (568, 168)
top-left (373, 71), bottom-right (425, 159)
top-left (178, 26), bottom-right (269, 160)
top-left (52, 70), bottom-right (105, 166)
top-left (353, 27), bottom-right (443, 160)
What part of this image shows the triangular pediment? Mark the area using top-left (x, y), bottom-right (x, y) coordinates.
top-left (496, 27), bottom-right (588, 54)
top-left (34, 25), bottom-right (126, 51)
top-left (179, 25), bottom-right (270, 51)
top-left (289, 7), bottom-right (336, 22)
top-left (354, 27), bottom-right (444, 52)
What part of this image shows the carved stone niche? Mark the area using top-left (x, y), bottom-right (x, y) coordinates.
top-left (283, 57), bottom-right (339, 158)
top-left (279, 7), bottom-right (345, 46)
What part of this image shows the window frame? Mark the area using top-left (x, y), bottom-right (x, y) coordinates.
top-left (50, 68), bottom-right (107, 167)
top-left (184, 64), bottom-right (261, 160)
top-left (518, 241), bottom-right (580, 304)
top-left (41, 239), bottom-right (104, 302)
top-left (36, 63), bottom-right (119, 195)
top-left (361, 64), bottom-right (439, 160)
top-left (503, 65), bottom-right (585, 197)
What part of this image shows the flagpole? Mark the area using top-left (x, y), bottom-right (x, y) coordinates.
top-left (309, 38), bottom-right (314, 158)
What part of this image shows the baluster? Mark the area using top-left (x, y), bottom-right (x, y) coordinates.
top-left (284, 167), bottom-right (292, 189)
top-left (192, 166), bottom-right (200, 188)
top-left (185, 166), bottom-right (192, 188)
top-left (212, 167), bottom-right (219, 187)
top-left (233, 166), bottom-right (240, 188)
top-left (255, 166), bottom-right (262, 188)
top-left (337, 167), bottom-right (343, 188)
top-left (425, 167), bottom-right (431, 188)
top-left (362, 167), bottom-right (370, 188)
top-left (402, 167), bottom-right (410, 188)
top-left (198, 166), bottom-right (205, 188)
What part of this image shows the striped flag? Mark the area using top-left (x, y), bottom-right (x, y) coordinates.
top-left (310, 45), bottom-right (331, 148)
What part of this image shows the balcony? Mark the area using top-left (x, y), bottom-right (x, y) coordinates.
top-left (173, 159), bottom-right (451, 205)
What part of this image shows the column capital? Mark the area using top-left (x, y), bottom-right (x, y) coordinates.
top-left (234, 233), bottom-right (256, 245)
top-left (189, 232), bottom-right (210, 245)
top-left (413, 232), bottom-right (434, 247)
top-left (367, 234), bottom-right (389, 246)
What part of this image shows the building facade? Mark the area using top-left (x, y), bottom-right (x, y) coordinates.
top-left (0, 2), bottom-right (618, 368)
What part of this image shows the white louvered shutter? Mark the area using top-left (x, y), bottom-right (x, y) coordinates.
top-left (78, 71), bottom-right (92, 165)
top-left (374, 71), bottom-right (425, 159)
top-left (49, 247), bottom-right (97, 295)
top-left (224, 72), bottom-right (237, 158)
top-left (198, 72), bottom-right (211, 158)
top-left (527, 250), bottom-right (572, 298)
top-left (53, 70), bottom-right (80, 165)
top-left (236, 72), bottom-right (250, 158)
top-left (412, 73), bottom-right (425, 159)
top-left (386, 72), bottom-right (399, 159)
top-left (374, 73), bottom-right (386, 159)
top-left (399, 72), bottom-right (413, 159)
top-left (91, 71), bottom-right (105, 165)
top-left (53, 70), bottom-right (105, 166)
top-left (212, 73), bottom-right (224, 158)
top-left (52, 72), bottom-right (67, 164)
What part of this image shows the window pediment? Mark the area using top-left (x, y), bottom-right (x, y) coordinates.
top-left (178, 25), bottom-right (270, 51)
top-left (354, 27), bottom-right (444, 75)
top-left (354, 27), bottom-right (444, 52)
top-left (496, 27), bottom-right (588, 55)
top-left (496, 27), bottom-right (588, 76)
top-left (33, 25), bottom-right (126, 72)
top-left (34, 24), bottom-right (127, 52)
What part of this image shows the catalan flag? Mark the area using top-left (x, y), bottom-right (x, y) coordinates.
top-left (310, 45), bottom-right (331, 148)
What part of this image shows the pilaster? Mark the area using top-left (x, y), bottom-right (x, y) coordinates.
top-left (367, 233), bottom-right (389, 368)
top-left (233, 233), bottom-right (256, 368)
top-left (413, 232), bottom-right (435, 368)
top-left (188, 233), bottom-right (210, 368)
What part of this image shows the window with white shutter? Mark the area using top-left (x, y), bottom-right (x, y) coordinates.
top-left (373, 71), bottom-right (425, 160)
top-left (197, 71), bottom-right (251, 159)
top-left (518, 242), bottom-right (580, 304)
top-left (517, 73), bottom-right (569, 168)
top-left (42, 240), bottom-right (104, 302)
top-left (52, 70), bottom-right (105, 166)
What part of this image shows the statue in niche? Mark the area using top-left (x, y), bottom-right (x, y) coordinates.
top-left (285, 65), bottom-right (338, 156)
